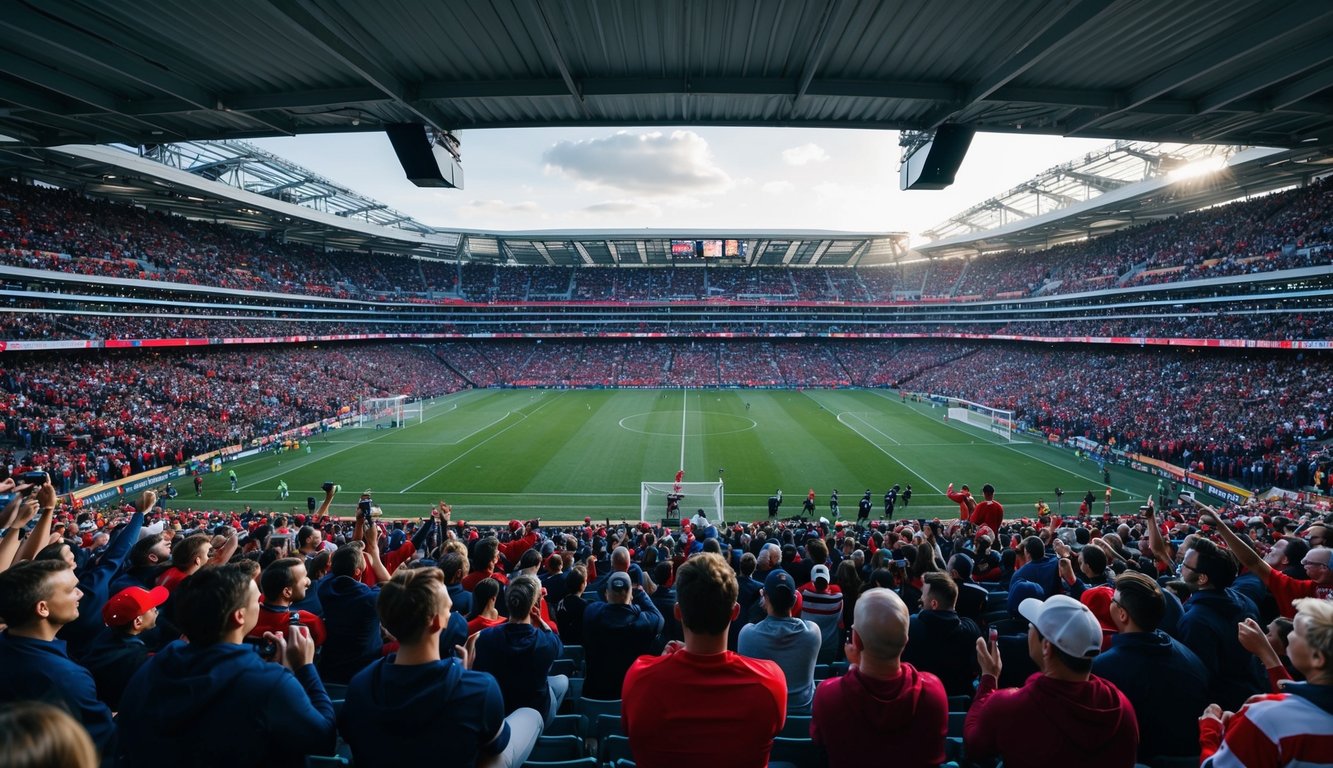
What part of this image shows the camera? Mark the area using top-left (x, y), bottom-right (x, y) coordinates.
top-left (247, 637), bottom-right (279, 659)
top-left (17, 471), bottom-right (48, 487)
top-left (357, 499), bottom-right (373, 520)
top-left (321, 482), bottom-right (335, 492)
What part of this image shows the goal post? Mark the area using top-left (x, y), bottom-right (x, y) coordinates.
top-left (358, 395), bottom-right (417, 428)
top-left (641, 481), bottom-right (725, 525)
top-left (945, 399), bottom-right (1014, 441)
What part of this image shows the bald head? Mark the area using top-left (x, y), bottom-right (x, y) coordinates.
top-left (611, 546), bottom-right (630, 571)
top-left (1303, 546), bottom-right (1333, 585)
top-left (853, 588), bottom-right (910, 661)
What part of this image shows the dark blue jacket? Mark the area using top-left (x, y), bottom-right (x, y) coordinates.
top-left (316, 575), bottom-right (381, 684)
top-left (1014, 555), bottom-right (1062, 600)
top-left (340, 655), bottom-right (508, 768)
top-left (582, 590), bottom-right (663, 699)
top-left (82, 628), bottom-right (151, 711)
top-left (1092, 630), bottom-right (1210, 759)
top-left (1177, 587), bottom-right (1267, 711)
top-left (472, 622), bottom-right (562, 716)
top-left (0, 631), bottom-right (115, 752)
top-left (902, 610), bottom-right (983, 697)
top-left (447, 582), bottom-right (473, 617)
top-left (61, 511), bottom-right (145, 659)
top-left (115, 640), bottom-right (334, 767)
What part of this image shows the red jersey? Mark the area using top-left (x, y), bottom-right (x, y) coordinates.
top-left (1262, 569), bottom-right (1333, 619)
top-left (467, 615), bottom-right (506, 636)
top-left (246, 605), bottom-right (327, 646)
top-left (623, 649), bottom-right (786, 768)
top-left (970, 500), bottom-right (1004, 531)
top-left (157, 567), bottom-right (191, 593)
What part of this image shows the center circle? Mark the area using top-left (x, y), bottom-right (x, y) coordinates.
top-left (618, 411), bottom-right (758, 437)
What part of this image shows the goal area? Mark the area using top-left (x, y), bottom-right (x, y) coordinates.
top-left (357, 395), bottom-right (422, 428)
top-left (641, 481), bottom-right (725, 525)
top-left (945, 398), bottom-right (1014, 441)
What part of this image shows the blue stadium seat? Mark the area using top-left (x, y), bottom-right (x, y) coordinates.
top-left (543, 714), bottom-right (581, 737)
top-left (947, 711), bottom-right (967, 738)
top-left (770, 736), bottom-right (821, 768)
top-left (519, 759), bottom-right (597, 768)
top-left (947, 695), bottom-right (972, 711)
top-left (780, 715), bottom-right (812, 738)
top-left (550, 658), bottom-right (578, 678)
top-left (598, 734), bottom-right (633, 765)
top-left (529, 735), bottom-right (584, 762)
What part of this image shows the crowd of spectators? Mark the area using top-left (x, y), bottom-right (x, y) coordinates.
top-left (1, 478), bottom-right (1329, 767)
top-left (2, 338), bottom-right (1331, 493)
top-left (0, 345), bottom-right (463, 492)
top-left (5, 176), bottom-right (1332, 312)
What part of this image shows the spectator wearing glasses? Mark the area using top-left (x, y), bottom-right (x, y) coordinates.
top-left (1198, 505), bottom-right (1333, 619)
top-left (1175, 538), bottom-right (1268, 712)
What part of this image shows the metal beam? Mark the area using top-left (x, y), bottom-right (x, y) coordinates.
top-left (0, 4), bottom-right (216, 110)
top-left (1270, 65), bottom-right (1333, 112)
top-left (1062, 170), bottom-right (1128, 192)
top-left (1197, 37), bottom-right (1333, 114)
top-left (525, 0), bottom-right (590, 118)
top-left (792, 0), bottom-right (843, 106)
top-left (945, 0), bottom-right (1117, 124)
top-left (258, 178), bottom-right (310, 195)
top-left (336, 203), bottom-right (387, 217)
top-left (1071, 3), bottom-right (1333, 134)
top-left (266, 0), bottom-right (449, 131)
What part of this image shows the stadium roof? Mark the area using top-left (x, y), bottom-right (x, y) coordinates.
top-left (916, 140), bottom-right (1333, 256)
top-left (0, 0), bottom-right (1331, 154)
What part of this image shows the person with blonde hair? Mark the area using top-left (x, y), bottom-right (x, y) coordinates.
top-left (1200, 597), bottom-right (1333, 767)
top-left (0, 701), bottom-right (97, 768)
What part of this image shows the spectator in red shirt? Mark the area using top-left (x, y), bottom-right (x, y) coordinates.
top-left (965, 594), bottom-right (1138, 768)
top-left (622, 553), bottom-right (786, 768)
top-left (1200, 503), bottom-right (1333, 619)
top-left (811, 587), bottom-right (948, 767)
top-left (249, 558), bottom-right (327, 647)
top-left (157, 530), bottom-right (237, 593)
top-left (970, 484), bottom-right (1004, 531)
top-left (946, 483), bottom-right (975, 520)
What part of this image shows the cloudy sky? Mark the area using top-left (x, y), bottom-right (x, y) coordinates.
top-left (251, 128), bottom-right (1111, 241)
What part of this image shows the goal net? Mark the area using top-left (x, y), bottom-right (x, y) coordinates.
top-left (641, 481), bottom-right (725, 525)
top-left (946, 399), bottom-right (1014, 442)
top-left (358, 395), bottom-right (418, 428)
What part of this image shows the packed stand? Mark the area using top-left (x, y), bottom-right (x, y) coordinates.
top-left (2, 476), bottom-right (1330, 768)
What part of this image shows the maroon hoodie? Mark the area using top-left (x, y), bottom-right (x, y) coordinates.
top-left (811, 663), bottom-right (948, 767)
top-left (965, 672), bottom-right (1139, 768)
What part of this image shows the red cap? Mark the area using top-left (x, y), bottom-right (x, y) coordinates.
top-left (508, 520), bottom-right (521, 532)
top-left (103, 586), bottom-right (168, 627)
top-left (1080, 585), bottom-right (1116, 632)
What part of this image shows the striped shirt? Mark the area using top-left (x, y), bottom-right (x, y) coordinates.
top-left (1201, 687), bottom-right (1333, 768)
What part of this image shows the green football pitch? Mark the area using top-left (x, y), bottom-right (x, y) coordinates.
top-left (193, 388), bottom-right (1171, 524)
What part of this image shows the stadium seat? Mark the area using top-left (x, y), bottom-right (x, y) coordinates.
top-left (594, 713), bottom-right (623, 743)
top-left (324, 683), bottom-right (349, 700)
top-left (813, 663), bottom-right (833, 681)
top-left (770, 736), bottom-right (821, 768)
top-left (529, 735), bottom-right (584, 762)
top-left (830, 661), bottom-right (849, 676)
top-left (519, 759), bottom-right (597, 768)
top-left (550, 658), bottom-right (578, 678)
top-left (982, 610), bottom-right (1009, 625)
top-left (544, 714), bottom-right (581, 737)
top-left (557, 644), bottom-right (585, 666)
top-left (780, 714), bottom-right (812, 738)
top-left (947, 695), bottom-right (972, 711)
top-left (984, 592), bottom-right (1009, 612)
top-left (598, 734), bottom-right (633, 765)
top-left (947, 712), bottom-right (967, 738)
top-left (945, 735), bottom-right (965, 763)
top-left (575, 697), bottom-right (622, 738)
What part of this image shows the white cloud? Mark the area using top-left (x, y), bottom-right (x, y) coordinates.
top-left (762, 180), bottom-right (795, 195)
top-left (542, 130), bottom-right (733, 196)
top-left (579, 200), bottom-right (662, 218)
top-left (457, 199), bottom-right (544, 219)
top-left (782, 142), bottom-right (829, 166)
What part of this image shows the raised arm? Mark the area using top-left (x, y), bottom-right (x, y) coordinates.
top-left (1195, 501), bottom-right (1270, 581)
top-left (0, 498), bottom-right (40, 572)
top-left (1142, 501), bottom-right (1177, 575)
top-left (15, 486), bottom-right (54, 564)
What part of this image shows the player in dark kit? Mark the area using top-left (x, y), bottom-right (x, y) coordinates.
top-left (884, 485), bottom-right (899, 519)
top-left (857, 491), bottom-right (872, 525)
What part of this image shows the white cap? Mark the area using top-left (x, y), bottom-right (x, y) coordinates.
top-left (811, 564), bottom-right (831, 583)
top-left (1018, 594), bottom-right (1103, 658)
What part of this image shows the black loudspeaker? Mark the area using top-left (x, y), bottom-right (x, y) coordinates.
top-left (899, 124), bottom-right (976, 190)
top-left (385, 123), bottom-right (464, 189)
